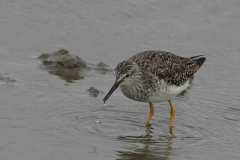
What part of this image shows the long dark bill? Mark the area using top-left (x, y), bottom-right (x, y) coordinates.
top-left (103, 82), bottom-right (120, 103)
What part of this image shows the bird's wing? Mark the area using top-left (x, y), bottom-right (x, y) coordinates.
top-left (130, 51), bottom-right (206, 86)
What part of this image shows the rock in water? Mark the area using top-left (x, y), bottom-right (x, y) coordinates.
top-left (86, 87), bottom-right (103, 97)
top-left (38, 49), bottom-right (87, 69)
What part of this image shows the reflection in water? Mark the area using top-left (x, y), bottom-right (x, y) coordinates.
top-left (49, 69), bottom-right (84, 83)
top-left (116, 125), bottom-right (173, 160)
top-left (48, 64), bottom-right (113, 83)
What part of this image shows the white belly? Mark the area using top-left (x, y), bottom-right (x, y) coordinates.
top-left (147, 80), bottom-right (189, 102)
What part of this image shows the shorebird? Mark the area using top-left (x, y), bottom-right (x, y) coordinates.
top-left (103, 51), bottom-right (206, 134)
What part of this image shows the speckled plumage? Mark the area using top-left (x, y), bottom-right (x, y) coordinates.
top-left (113, 51), bottom-right (206, 102)
top-left (103, 51), bottom-right (205, 133)
top-left (103, 51), bottom-right (206, 135)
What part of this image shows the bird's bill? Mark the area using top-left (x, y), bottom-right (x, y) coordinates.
top-left (103, 81), bottom-right (120, 103)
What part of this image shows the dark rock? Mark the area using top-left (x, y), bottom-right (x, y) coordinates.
top-left (87, 62), bottom-right (113, 75)
top-left (86, 87), bottom-right (103, 97)
top-left (37, 53), bottom-right (49, 60)
top-left (38, 49), bottom-right (87, 69)
top-left (38, 49), bottom-right (113, 83)
top-left (38, 49), bottom-right (87, 83)
top-left (97, 62), bottom-right (109, 68)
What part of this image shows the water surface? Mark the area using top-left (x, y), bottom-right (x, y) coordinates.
top-left (0, 0), bottom-right (240, 159)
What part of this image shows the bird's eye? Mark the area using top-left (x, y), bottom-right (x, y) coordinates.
top-left (126, 74), bottom-right (129, 77)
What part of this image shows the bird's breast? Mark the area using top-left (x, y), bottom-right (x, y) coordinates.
top-left (120, 83), bottom-right (148, 102)
top-left (120, 79), bottom-right (189, 102)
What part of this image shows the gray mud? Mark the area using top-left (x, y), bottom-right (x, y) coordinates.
top-left (38, 49), bottom-right (87, 69)
top-left (38, 49), bottom-right (112, 82)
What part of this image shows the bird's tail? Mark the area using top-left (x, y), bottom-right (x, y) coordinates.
top-left (190, 55), bottom-right (206, 69)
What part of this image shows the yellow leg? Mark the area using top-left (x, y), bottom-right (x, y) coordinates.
top-left (168, 100), bottom-right (175, 134)
top-left (145, 102), bottom-right (155, 125)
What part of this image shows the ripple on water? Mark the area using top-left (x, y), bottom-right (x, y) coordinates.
top-left (29, 80), bottom-right (240, 157)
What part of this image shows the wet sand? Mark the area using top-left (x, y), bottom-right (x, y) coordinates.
top-left (0, 0), bottom-right (240, 159)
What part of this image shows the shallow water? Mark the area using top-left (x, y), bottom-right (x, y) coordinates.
top-left (0, 0), bottom-right (240, 159)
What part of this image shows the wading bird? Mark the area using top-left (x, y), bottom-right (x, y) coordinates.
top-left (103, 51), bottom-right (206, 134)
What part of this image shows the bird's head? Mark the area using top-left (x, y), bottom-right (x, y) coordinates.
top-left (103, 60), bottom-right (140, 103)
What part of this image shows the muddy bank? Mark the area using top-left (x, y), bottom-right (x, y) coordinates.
top-left (38, 49), bottom-right (113, 82)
